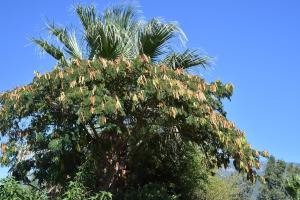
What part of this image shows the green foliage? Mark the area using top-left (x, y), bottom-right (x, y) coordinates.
top-left (33, 3), bottom-right (209, 69)
top-left (203, 175), bottom-right (239, 200)
top-left (201, 172), bottom-right (253, 200)
top-left (62, 181), bottom-right (112, 200)
top-left (0, 177), bottom-right (112, 200)
top-left (0, 177), bottom-right (47, 200)
top-left (257, 156), bottom-right (289, 200)
top-left (286, 174), bottom-right (300, 200)
top-left (123, 183), bottom-right (179, 200)
top-left (285, 163), bottom-right (300, 200)
top-left (0, 3), bottom-right (267, 199)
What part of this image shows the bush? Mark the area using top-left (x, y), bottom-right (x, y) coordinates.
top-left (0, 177), bottom-right (47, 200)
top-left (123, 183), bottom-right (179, 200)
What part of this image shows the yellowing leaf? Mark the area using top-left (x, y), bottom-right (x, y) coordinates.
top-left (99, 58), bottom-right (107, 68)
top-left (169, 107), bottom-right (177, 118)
top-left (45, 73), bottom-right (51, 80)
top-left (254, 151), bottom-right (260, 157)
top-left (59, 70), bottom-right (64, 79)
top-left (225, 83), bottom-right (234, 93)
top-left (196, 91), bottom-right (206, 101)
top-left (198, 82), bottom-right (206, 91)
top-left (34, 71), bottom-right (42, 79)
top-left (75, 59), bottom-right (81, 66)
top-left (90, 96), bottom-right (96, 105)
top-left (173, 91), bottom-right (179, 99)
top-left (58, 92), bottom-right (66, 102)
top-left (115, 96), bottom-right (122, 111)
top-left (70, 80), bottom-right (77, 88)
top-left (132, 94), bottom-right (139, 103)
top-left (100, 116), bottom-right (107, 125)
top-left (255, 160), bottom-right (261, 169)
top-left (210, 83), bottom-right (217, 93)
top-left (235, 138), bottom-right (242, 148)
top-left (1, 143), bottom-right (7, 154)
top-left (138, 91), bottom-right (145, 101)
top-left (89, 70), bottom-right (96, 80)
top-left (137, 75), bottom-right (147, 85)
top-left (262, 150), bottom-right (269, 157)
top-left (175, 68), bottom-right (184, 75)
top-left (140, 54), bottom-right (150, 63)
top-left (92, 85), bottom-right (97, 95)
top-left (79, 76), bottom-right (85, 84)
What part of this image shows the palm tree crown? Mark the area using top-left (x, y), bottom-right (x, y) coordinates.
top-left (33, 4), bottom-right (209, 69)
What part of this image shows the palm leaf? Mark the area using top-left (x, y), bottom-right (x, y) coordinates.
top-left (162, 49), bottom-right (210, 69)
top-left (102, 5), bottom-right (140, 59)
top-left (47, 23), bottom-right (83, 59)
top-left (139, 18), bottom-right (185, 62)
top-left (76, 5), bottom-right (97, 31)
top-left (32, 39), bottom-right (65, 61)
top-left (84, 20), bottom-right (123, 60)
top-left (103, 4), bottom-right (138, 31)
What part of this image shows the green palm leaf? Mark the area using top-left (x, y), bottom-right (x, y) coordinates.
top-left (47, 23), bottom-right (83, 59)
top-left (162, 49), bottom-right (210, 69)
top-left (139, 18), bottom-right (185, 62)
top-left (76, 5), bottom-right (97, 31)
top-left (32, 38), bottom-right (65, 61)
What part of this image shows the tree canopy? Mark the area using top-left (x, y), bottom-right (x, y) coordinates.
top-left (0, 3), bottom-right (267, 199)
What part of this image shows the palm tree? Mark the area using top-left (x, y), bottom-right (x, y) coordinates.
top-left (33, 4), bottom-right (209, 69)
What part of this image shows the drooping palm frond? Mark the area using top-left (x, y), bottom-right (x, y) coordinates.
top-left (47, 23), bottom-right (83, 60)
top-left (32, 38), bottom-right (66, 62)
top-left (162, 49), bottom-right (210, 69)
top-left (138, 18), bottom-right (185, 62)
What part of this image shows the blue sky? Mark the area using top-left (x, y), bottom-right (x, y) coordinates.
top-left (0, 0), bottom-right (299, 177)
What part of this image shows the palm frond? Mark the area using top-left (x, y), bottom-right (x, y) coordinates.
top-left (84, 21), bottom-right (121, 60)
top-left (32, 38), bottom-right (65, 61)
top-left (103, 4), bottom-right (138, 31)
top-left (139, 18), bottom-right (185, 62)
top-left (76, 5), bottom-right (97, 31)
top-left (104, 5), bottom-right (141, 58)
top-left (161, 49), bottom-right (210, 69)
top-left (47, 23), bottom-right (83, 59)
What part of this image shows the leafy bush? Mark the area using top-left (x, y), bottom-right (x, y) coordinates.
top-left (0, 177), bottom-right (47, 200)
top-left (123, 183), bottom-right (179, 200)
top-left (0, 177), bottom-right (112, 200)
top-left (62, 181), bottom-right (112, 200)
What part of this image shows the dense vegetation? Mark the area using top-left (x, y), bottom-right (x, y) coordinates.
top-left (0, 3), bottom-right (271, 199)
top-left (257, 156), bottom-right (300, 200)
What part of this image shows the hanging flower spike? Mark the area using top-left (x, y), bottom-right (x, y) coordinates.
top-left (115, 96), bottom-right (122, 112)
top-left (58, 92), bottom-right (66, 102)
top-left (34, 71), bottom-right (42, 79)
top-left (89, 70), bottom-right (97, 80)
top-left (1, 143), bottom-right (7, 154)
top-left (210, 83), bottom-right (217, 93)
top-left (99, 116), bottom-right (107, 125)
top-left (75, 58), bottom-right (81, 67)
top-left (90, 95), bottom-right (96, 106)
top-left (99, 58), bottom-right (107, 68)
top-left (70, 80), bottom-right (77, 88)
top-left (140, 54), bottom-right (150, 63)
top-left (92, 85), bottom-right (97, 95)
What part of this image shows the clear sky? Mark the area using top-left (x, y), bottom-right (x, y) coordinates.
top-left (0, 0), bottom-right (299, 177)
